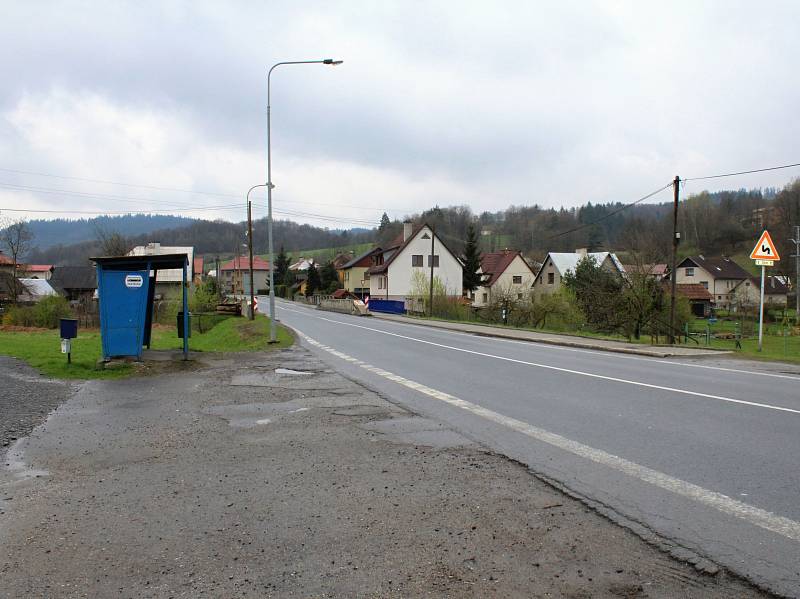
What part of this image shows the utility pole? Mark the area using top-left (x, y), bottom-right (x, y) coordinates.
top-left (792, 225), bottom-right (800, 324)
top-left (215, 256), bottom-right (220, 301)
top-left (247, 199), bottom-right (255, 320)
top-left (429, 225), bottom-right (435, 317)
top-left (668, 175), bottom-right (681, 345)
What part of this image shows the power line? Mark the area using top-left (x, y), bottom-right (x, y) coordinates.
top-left (0, 204), bottom-right (243, 215)
top-left (0, 166), bottom-right (409, 213)
top-left (684, 162), bottom-right (800, 182)
top-left (0, 167), bottom-right (241, 199)
top-left (540, 182), bottom-right (673, 243)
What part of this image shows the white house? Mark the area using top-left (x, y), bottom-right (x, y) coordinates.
top-left (18, 278), bottom-right (57, 303)
top-left (367, 222), bottom-right (462, 301)
top-left (128, 242), bottom-right (194, 296)
top-left (672, 256), bottom-right (750, 311)
top-left (471, 250), bottom-right (537, 307)
top-left (532, 250), bottom-right (625, 298)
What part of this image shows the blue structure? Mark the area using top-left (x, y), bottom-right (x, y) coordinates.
top-left (368, 299), bottom-right (406, 315)
top-left (91, 254), bottom-right (190, 361)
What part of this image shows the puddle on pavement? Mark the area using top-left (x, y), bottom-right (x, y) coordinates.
top-left (275, 368), bottom-right (314, 375)
top-left (333, 406), bottom-right (391, 417)
top-left (1, 440), bottom-right (49, 484)
top-left (360, 417), bottom-right (476, 449)
top-left (230, 371), bottom-right (350, 392)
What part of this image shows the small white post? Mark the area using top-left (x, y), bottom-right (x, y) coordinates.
top-left (758, 264), bottom-right (766, 352)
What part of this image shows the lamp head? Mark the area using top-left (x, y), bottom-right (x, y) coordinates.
top-left (323, 58), bottom-right (343, 65)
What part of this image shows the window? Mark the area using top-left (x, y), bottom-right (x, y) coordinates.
top-left (547, 272), bottom-right (555, 284)
top-left (701, 281), bottom-right (708, 289)
top-left (517, 293), bottom-right (523, 300)
top-left (427, 255), bottom-right (440, 268)
top-left (513, 275), bottom-right (523, 284)
top-left (412, 254), bottom-right (423, 267)
top-left (482, 293), bottom-right (488, 303)
top-left (378, 277), bottom-right (384, 290)
top-left (685, 267), bottom-right (694, 277)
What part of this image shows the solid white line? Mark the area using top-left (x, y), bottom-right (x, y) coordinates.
top-left (277, 301), bottom-right (800, 382)
top-left (293, 310), bottom-right (800, 415)
top-left (295, 328), bottom-right (800, 544)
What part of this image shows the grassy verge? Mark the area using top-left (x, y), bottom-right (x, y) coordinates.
top-left (404, 313), bottom-right (800, 363)
top-left (150, 314), bottom-right (294, 353)
top-left (0, 315), bottom-right (293, 380)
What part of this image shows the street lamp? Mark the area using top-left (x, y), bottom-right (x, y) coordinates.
top-left (266, 58), bottom-right (343, 342)
top-left (246, 184), bottom-right (268, 320)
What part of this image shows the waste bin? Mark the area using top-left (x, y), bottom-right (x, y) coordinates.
top-left (177, 312), bottom-right (191, 339)
top-left (59, 318), bottom-right (78, 339)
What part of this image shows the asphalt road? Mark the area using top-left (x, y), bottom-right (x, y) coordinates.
top-left (271, 298), bottom-right (800, 597)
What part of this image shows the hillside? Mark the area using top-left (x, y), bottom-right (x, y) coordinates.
top-left (15, 180), bottom-right (800, 278)
top-left (23, 215), bottom-right (199, 250)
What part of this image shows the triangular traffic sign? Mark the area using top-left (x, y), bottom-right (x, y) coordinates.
top-left (749, 230), bottom-right (781, 261)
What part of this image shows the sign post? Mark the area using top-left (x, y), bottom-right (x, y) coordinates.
top-left (749, 231), bottom-right (781, 352)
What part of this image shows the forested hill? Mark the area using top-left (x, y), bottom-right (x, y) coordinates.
top-left (24, 217), bottom-right (376, 265)
top-left (20, 180), bottom-right (800, 278)
top-left (25, 215), bottom-right (198, 250)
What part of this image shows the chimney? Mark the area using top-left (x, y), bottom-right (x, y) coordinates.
top-left (403, 220), bottom-right (413, 242)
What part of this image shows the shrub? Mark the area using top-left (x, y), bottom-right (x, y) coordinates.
top-left (3, 295), bottom-right (71, 328)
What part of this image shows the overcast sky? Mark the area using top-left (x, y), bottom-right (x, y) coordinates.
top-left (1, 1), bottom-right (799, 228)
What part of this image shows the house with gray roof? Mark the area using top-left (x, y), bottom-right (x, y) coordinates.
top-left (532, 250), bottom-right (625, 298)
top-left (672, 256), bottom-right (750, 311)
top-left (50, 266), bottom-right (98, 304)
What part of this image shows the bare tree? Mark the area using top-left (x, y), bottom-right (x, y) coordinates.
top-left (94, 225), bottom-right (130, 256)
top-left (1, 219), bottom-right (33, 303)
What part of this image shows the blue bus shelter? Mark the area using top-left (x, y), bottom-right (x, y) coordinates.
top-left (91, 254), bottom-right (190, 361)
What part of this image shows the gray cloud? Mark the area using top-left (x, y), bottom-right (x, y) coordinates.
top-left (1, 1), bottom-right (799, 225)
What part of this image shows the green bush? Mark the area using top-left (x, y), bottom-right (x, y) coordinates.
top-left (190, 279), bottom-right (218, 313)
top-left (3, 295), bottom-right (72, 328)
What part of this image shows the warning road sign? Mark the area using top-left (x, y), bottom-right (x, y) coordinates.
top-left (749, 230), bottom-right (780, 262)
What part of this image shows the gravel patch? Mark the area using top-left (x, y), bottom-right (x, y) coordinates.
top-left (0, 356), bottom-right (73, 451)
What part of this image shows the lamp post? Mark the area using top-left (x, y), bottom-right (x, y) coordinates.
top-left (266, 58), bottom-right (343, 342)
top-left (246, 184), bottom-right (268, 320)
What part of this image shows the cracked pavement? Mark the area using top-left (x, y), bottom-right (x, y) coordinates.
top-left (0, 346), bottom-right (769, 597)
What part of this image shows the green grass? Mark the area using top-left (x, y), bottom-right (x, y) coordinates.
top-left (0, 329), bottom-right (130, 380)
top-left (259, 242), bottom-right (373, 264)
top-left (409, 312), bottom-right (800, 363)
top-left (0, 315), bottom-right (293, 380)
top-left (150, 314), bottom-right (293, 352)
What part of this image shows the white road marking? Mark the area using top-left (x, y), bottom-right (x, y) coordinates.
top-left (280, 305), bottom-right (800, 415)
top-left (276, 301), bottom-right (800, 382)
top-left (294, 328), bottom-right (800, 544)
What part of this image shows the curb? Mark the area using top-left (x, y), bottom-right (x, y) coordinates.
top-left (371, 314), bottom-right (728, 359)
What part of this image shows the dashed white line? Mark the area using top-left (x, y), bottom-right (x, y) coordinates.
top-left (276, 300), bottom-right (800, 382)
top-left (278, 304), bottom-right (800, 415)
top-left (294, 327), bottom-right (800, 544)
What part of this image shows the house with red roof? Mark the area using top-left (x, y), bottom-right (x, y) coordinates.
top-left (17, 264), bottom-right (54, 280)
top-left (367, 222), bottom-right (462, 303)
top-left (471, 249), bottom-right (537, 307)
top-left (220, 256), bottom-right (271, 295)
